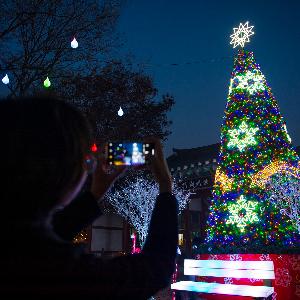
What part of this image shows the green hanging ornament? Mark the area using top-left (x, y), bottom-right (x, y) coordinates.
top-left (44, 77), bottom-right (51, 88)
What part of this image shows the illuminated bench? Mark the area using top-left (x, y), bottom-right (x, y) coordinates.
top-left (171, 259), bottom-right (275, 298)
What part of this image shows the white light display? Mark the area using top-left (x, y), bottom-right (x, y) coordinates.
top-left (172, 259), bottom-right (275, 297)
top-left (283, 124), bottom-right (292, 143)
top-left (226, 195), bottom-right (259, 232)
top-left (230, 21), bottom-right (254, 48)
top-left (2, 74), bottom-right (9, 84)
top-left (266, 172), bottom-right (300, 234)
top-left (184, 259), bottom-right (274, 272)
top-left (229, 71), bottom-right (265, 95)
top-left (227, 121), bottom-right (259, 151)
top-left (106, 173), bottom-right (199, 245)
top-left (117, 106), bottom-right (124, 116)
top-left (171, 281), bottom-right (274, 297)
top-left (71, 37), bottom-right (78, 49)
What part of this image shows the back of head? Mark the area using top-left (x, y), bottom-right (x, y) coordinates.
top-left (0, 96), bottom-right (92, 220)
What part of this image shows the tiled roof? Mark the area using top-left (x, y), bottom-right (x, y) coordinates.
top-left (167, 143), bottom-right (220, 168)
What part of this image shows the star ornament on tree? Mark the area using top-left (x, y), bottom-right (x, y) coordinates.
top-left (230, 21), bottom-right (254, 48)
top-left (227, 121), bottom-right (259, 151)
top-left (226, 195), bottom-right (259, 232)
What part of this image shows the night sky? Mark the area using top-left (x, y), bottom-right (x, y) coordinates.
top-left (117, 0), bottom-right (300, 155)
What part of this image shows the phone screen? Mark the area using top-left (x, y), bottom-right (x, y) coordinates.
top-left (107, 142), bottom-right (155, 166)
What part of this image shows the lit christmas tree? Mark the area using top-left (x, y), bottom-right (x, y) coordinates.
top-left (204, 22), bottom-right (300, 253)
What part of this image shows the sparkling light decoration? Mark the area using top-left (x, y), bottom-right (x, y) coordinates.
top-left (226, 195), bottom-right (259, 232)
top-left (204, 41), bottom-right (300, 252)
top-left (214, 168), bottom-right (234, 193)
top-left (2, 74), bottom-right (9, 84)
top-left (227, 121), bottom-right (259, 151)
top-left (73, 229), bottom-right (88, 244)
top-left (230, 21), bottom-right (254, 48)
top-left (283, 124), bottom-right (292, 143)
top-left (251, 160), bottom-right (300, 188)
top-left (117, 106), bottom-right (124, 116)
top-left (71, 37), bottom-right (78, 49)
top-left (43, 76), bottom-right (51, 88)
top-left (266, 172), bottom-right (300, 234)
top-left (106, 172), bottom-right (199, 246)
top-left (229, 70), bottom-right (265, 95)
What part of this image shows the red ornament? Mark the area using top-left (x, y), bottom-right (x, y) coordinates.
top-left (91, 143), bottom-right (97, 152)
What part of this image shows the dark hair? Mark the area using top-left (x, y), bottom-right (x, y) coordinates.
top-left (0, 96), bottom-right (92, 218)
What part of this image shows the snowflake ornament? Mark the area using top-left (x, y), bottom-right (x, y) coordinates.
top-left (227, 121), bottom-right (259, 151)
top-left (229, 71), bottom-right (265, 95)
top-left (275, 268), bottom-right (292, 287)
top-left (230, 21), bottom-right (254, 48)
top-left (259, 254), bottom-right (271, 261)
top-left (229, 254), bottom-right (242, 261)
top-left (226, 195), bottom-right (259, 232)
top-left (224, 277), bottom-right (233, 284)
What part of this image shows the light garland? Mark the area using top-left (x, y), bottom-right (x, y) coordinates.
top-left (106, 173), bottom-right (198, 246)
top-left (226, 195), bottom-right (259, 232)
top-left (283, 124), bottom-right (292, 143)
top-left (214, 168), bottom-right (234, 193)
top-left (266, 172), bottom-right (300, 234)
top-left (73, 229), bottom-right (88, 244)
top-left (227, 121), bottom-right (259, 151)
top-left (251, 160), bottom-right (300, 188)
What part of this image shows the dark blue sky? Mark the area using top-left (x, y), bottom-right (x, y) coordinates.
top-left (117, 0), bottom-right (300, 155)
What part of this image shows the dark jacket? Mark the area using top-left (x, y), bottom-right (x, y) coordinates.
top-left (0, 192), bottom-right (178, 299)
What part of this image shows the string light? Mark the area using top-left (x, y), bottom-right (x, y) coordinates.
top-left (106, 174), bottom-right (197, 246)
top-left (251, 160), bottom-right (300, 188)
top-left (266, 172), bottom-right (300, 234)
top-left (73, 229), bottom-right (88, 244)
top-left (214, 168), bottom-right (234, 193)
top-left (283, 124), bottom-right (292, 143)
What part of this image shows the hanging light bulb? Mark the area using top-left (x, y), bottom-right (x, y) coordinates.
top-left (2, 74), bottom-right (9, 84)
top-left (91, 143), bottom-right (98, 152)
top-left (118, 106), bottom-right (124, 116)
top-left (71, 37), bottom-right (78, 49)
top-left (43, 77), bottom-right (51, 88)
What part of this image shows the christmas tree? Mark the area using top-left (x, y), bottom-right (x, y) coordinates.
top-left (204, 22), bottom-right (300, 253)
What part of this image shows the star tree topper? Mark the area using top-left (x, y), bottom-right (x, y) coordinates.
top-left (230, 21), bottom-right (254, 48)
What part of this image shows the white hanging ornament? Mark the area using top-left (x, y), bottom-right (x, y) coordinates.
top-left (118, 107), bottom-right (124, 116)
top-left (2, 74), bottom-right (9, 84)
top-left (71, 37), bottom-right (78, 49)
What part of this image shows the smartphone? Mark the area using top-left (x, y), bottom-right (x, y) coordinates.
top-left (107, 142), bottom-right (155, 166)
